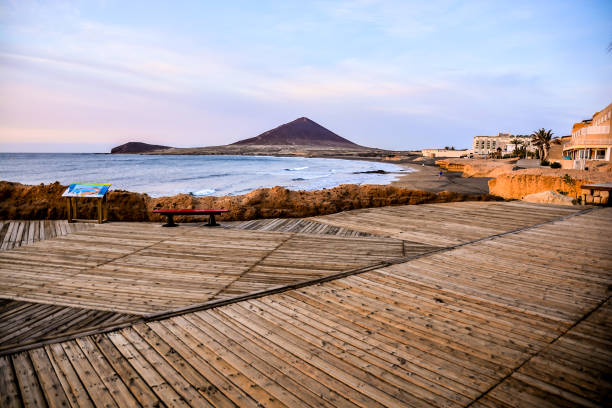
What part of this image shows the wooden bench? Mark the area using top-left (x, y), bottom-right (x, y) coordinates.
top-left (152, 209), bottom-right (229, 227)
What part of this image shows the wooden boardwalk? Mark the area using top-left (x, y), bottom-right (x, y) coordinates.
top-left (0, 220), bottom-right (93, 251)
top-left (230, 217), bottom-right (374, 237)
top-left (311, 201), bottom-right (581, 245)
top-left (0, 202), bottom-right (609, 407)
top-left (0, 223), bottom-right (405, 315)
top-left (0, 300), bottom-right (136, 350)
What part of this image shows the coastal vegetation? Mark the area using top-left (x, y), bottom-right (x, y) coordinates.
top-left (509, 138), bottom-right (523, 156)
top-left (530, 128), bottom-right (554, 161)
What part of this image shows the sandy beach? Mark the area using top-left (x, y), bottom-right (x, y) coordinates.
top-left (391, 162), bottom-right (492, 194)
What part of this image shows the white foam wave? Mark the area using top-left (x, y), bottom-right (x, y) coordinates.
top-left (191, 188), bottom-right (216, 196)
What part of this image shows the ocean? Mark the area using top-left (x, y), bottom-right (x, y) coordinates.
top-left (0, 153), bottom-right (409, 197)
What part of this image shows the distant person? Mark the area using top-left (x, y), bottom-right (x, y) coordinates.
top-left (439, 171), bottom-right (443, 178)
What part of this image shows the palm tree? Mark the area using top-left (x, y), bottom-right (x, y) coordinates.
top-left (530, 128), bottom-right (554, 160)
top-left (509, 138), bottom-right (523, 156)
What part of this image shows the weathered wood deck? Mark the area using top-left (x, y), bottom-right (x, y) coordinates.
top-left (0, 202), bottom-right (609, 407)
top-left (0, 220), bottom-right (93, 251)
top-left (230, 217), bottom-right (374, 237)
top-left (0, 300), bottom-right (136, 349)
top-left (0, 224), bottom-right (405, 315)
top-left (310, 201), bottom-right (581, 245)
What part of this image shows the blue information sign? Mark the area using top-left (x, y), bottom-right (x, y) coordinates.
top-left (62, 183), bottom-right (111, 198)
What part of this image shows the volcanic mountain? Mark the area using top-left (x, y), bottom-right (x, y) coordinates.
top-left (231, 117), bottom-right (360, 147)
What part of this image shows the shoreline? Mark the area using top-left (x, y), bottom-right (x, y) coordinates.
top-left (2, 152), bottom-right (492, 197)
top-left (231, 152), bottom-right (493, 195)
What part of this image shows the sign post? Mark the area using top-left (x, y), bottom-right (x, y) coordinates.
top-left (62, 183), bottom-right (111, 224)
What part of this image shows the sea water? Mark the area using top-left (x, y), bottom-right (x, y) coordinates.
top-left (0, 153), bottom-right (410, 197)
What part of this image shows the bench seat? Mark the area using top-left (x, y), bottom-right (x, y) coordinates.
top-left (152, 209), bottom-right (229, 227)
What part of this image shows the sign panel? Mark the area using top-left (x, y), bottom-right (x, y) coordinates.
top-left (62, 183), bottom-right (111, 198)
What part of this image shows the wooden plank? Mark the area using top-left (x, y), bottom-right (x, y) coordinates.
top-left (131, 323), bottom-right (238, 408)
top-left (1, 222), bottom-right (15, 250)
top-left (11, 352), bottom-right (47, 408)
top-left (107, 330), bottom-right (191, 407)
top-left (120, 327), bottom-right (215, 407)
top-left (28, 348), bottom-right (70, 408)
top-left (13, 222), bottom-right (25, 248)
top-left (0, 355), bottom-right (22, 408)
top-left (60, 341), bottom-right (118, 407)
top-left (74, 337), bottom-right (140, 407)
top-left (46, 343), bottom-right (94, 407)
top-left (147, 320), bottom-right (261, 408)
top-left (92, 334), bottom-right (161, 407)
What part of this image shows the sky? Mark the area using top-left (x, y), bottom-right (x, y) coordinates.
top-left (0, 0), bottom-right (611, 152)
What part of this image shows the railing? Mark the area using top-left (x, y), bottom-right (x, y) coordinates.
top-left (572, 125), bottom-right (610, 137)
top-left (564, 136), bottom-right (612, 148)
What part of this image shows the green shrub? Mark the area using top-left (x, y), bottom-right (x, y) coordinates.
top-left (540, 159), bottom-right (550, 166)
top-left (550, 162), bottom-right (561, 169)
top-left (562, 174), bottom-right (576, 186)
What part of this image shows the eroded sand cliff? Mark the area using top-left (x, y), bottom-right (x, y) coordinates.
top-left (488, 168), bottom-right (611, 199)
top-left (0, 181), bottom-right (497, 222)
top-left (437, 158), bottom-right (612, 200)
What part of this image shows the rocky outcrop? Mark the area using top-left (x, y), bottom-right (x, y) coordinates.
top-left (522, 190), bottom-right (577, 206)
top-left (111, 142), bottom-right (172, 154)
top-left (0, 181), bottom-right (499, 222)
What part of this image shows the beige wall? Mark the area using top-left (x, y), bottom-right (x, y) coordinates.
top-left (422, 149), bottom-right (472, 158)
top-left (564, 102), bottom-right (612, 161)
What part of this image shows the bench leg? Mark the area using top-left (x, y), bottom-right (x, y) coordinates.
top-left (162, 214), bottom-right (178, 227)
top-left (205, 213), bottom-right (219, 227)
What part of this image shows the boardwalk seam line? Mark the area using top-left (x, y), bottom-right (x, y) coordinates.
top-left (206, 232), bottom-right (295, 301)
top-left (465, 294), bottom-right (612, 408)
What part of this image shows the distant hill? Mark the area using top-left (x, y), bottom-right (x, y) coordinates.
top-left (231, 117), bottom-right (360, 147)
top-left (111, 142), bottom-right (172, 154)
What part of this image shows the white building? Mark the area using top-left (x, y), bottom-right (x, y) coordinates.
top-left (473, 133), bottom-right (532, 157)
top-left (421, 149), bottom-right (473, 158)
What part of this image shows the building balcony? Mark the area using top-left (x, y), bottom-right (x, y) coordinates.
top-left (571, 125), bottom-right (610, 137)
top-left (564, 135), bottom-right (612, 149)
